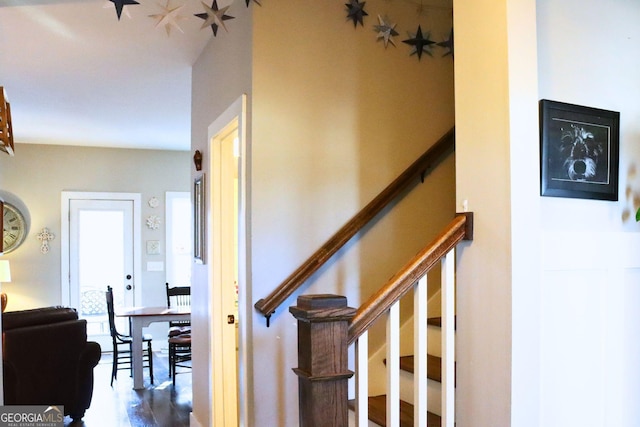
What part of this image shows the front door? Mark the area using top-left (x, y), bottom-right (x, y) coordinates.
top-left (62, 192), bottom-right (140, 350)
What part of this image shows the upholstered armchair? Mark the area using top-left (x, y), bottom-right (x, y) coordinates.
top-left (2, 306), bottom-right (101, 421)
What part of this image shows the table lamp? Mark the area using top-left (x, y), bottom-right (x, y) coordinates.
top-left (0, 259), bottom-right (11, 312)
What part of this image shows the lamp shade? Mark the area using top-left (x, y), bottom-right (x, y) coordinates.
top-left (0, 260), bottom-right (11, 282)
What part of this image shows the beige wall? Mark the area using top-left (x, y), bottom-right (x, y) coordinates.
top-left (453, 1), bottom-right (514, 425)
top-left (0, 144), bottom-right (190, 311)
top-left (454, 0), bottom-right (544, 424)
top-left (251, 0), bottom-right (454, 425)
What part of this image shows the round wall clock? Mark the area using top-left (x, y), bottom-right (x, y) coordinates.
top-left (3, 202), bottom-right (27, 254)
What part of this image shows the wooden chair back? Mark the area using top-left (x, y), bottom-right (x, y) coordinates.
top-left (166, 283), bottom-right (191, 327)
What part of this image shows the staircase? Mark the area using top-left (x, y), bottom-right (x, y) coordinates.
top-left (348, 317), bottom-right (448, 427)
top-left (262, 129), bottom-right (465, 426)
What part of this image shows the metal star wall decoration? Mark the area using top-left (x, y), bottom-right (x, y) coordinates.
top-left (345, 0), bottom-right (368, 27)
top-left (402, 25), bottom-right (436, 60)
top-left (108, 0), bottom-right (139, 20)
top-left (437, 28), bottom-right (454, 57)
top-left (103, 1), bottom-right (132, 19)
top-left (195, 0), bottom-right (235, 36)
top-left (149, 0), bottom-right (187, 36)
top-left (373, 14), bottom-right (399, 48)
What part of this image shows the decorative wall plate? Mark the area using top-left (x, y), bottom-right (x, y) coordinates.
top-left (146, 215), bottom-right (161, 230)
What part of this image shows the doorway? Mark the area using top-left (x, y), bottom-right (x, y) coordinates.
top-left (61, 192), bottom-right (141, 349)
top-left (208, 95), bottom-right (249, 426)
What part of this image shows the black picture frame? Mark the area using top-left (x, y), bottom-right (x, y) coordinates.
top-left (194, 174), bottom-right (205, 264)
top-left (539, 99), bottom-right (619, 201)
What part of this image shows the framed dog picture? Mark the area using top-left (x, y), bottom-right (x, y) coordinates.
top-left (539, 99), bottom-right (619, 201)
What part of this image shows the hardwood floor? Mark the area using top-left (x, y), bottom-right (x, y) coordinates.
top-left (65, 352), bottom-right (192, 427)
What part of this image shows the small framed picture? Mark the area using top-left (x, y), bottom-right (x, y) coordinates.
top-left (146, 240), bottom-right (160, 255)
top-left (539, 99), bottom-right (619, 201)
top-left (194, 174), bottom-right (206, 264)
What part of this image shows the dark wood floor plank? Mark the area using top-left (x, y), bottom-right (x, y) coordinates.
top-left (64, 352), bottom-right (191, 427)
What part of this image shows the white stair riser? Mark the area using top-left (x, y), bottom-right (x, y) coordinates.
top-left (364, 323), bottom-right (444, 398)
top-left (348, 409), bottom-right (382, 427)
top-left (427, 323), bottom-right (442, 357)
top-left (398, 369), bottom-right (443, 416)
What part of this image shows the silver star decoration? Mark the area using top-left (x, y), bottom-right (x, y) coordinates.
top-left (149, 0), bottom-right (187, 36)
top-left (373, 15), bottom-right (399, 48)
top-left (196, 0), bottom-right (235, 35)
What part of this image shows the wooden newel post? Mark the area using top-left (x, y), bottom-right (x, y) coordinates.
top-left (290, 294), bottom-right (356, 427)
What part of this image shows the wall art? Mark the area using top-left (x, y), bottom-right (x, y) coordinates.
top-left (540, 99), bottom-right (619, 201)
top-left (194, 174), bottom-right (206, 264)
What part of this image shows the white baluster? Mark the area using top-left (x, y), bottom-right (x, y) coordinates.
top-left (355, 331), bottom-right (369, 427)
top-left (441, 249), bottom-right (456, 427)
top-left (387, 301), bottom-right (400, 427)
top-left (414, 274), bottom-right (428, 427)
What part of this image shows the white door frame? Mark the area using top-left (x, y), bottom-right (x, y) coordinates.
top-left (61, 192), bottom-right (142, 307)
top-left (207, 94), bottom-right (250, 426)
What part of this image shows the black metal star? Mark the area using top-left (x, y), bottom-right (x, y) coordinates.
top-left (345, 0), bottom-right (368, 27)
top-left (195, 0), bottom-right (235, 36)
top-left (402, 25), bottom-right (436, 60)
top-left (109, 0), bottom-right (139, 20)
top-left (437, 28), bottom-right (454, 58)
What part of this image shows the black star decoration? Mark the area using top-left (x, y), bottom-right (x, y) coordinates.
top-left (346, 0), bottom-right (368, 27)
top-left (195, 0), bottom-right (235, 36)
top-left (109, 0), bottom-right (139, 20)
top-left (402, 25), bottom-right (436, 60)
top-left (244, 0), bottom-right (261, 6)
top-left (437, 28), bottom-right (454, 58)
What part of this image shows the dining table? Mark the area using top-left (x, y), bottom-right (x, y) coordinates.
top-left (116, 306), bottom-right (191, 389)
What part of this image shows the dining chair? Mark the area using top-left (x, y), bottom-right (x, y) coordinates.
top-left (105, 286), bottom-right (154, 386)
top-left (166, 283), bottom-right (191, 385)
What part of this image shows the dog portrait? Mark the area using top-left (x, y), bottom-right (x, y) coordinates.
top-left (540, 100), bottom-right (619, 201)
top-left (555, 123), bottom-right (607, 183)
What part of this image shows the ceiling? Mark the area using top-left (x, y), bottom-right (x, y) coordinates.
top-left (0, 0), bottom-right (215, 151)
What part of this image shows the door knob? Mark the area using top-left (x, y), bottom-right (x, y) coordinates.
top-left (227, 315), bottom-right (235, 324)
top-left (126, 284), bottom-right (132, 290)
top-left (126, 274), bottom-right (132, 280)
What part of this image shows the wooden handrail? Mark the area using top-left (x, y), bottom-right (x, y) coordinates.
top-left (254, 128), bottom-right (456, 325)
top-left (347, 212), bottom-right (473, 345)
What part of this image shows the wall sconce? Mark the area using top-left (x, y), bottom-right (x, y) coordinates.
top-left (193, 150), bottom-right (202, 171)
top-left (0, 259), bottom-right (12, 312)
top-left (0, 86), bottom-right (15, 156)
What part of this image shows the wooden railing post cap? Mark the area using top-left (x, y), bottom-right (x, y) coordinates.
top-left (289, 294), bottom-right (356, 322)
top-left (297, 294), bottom-right (347, 309)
